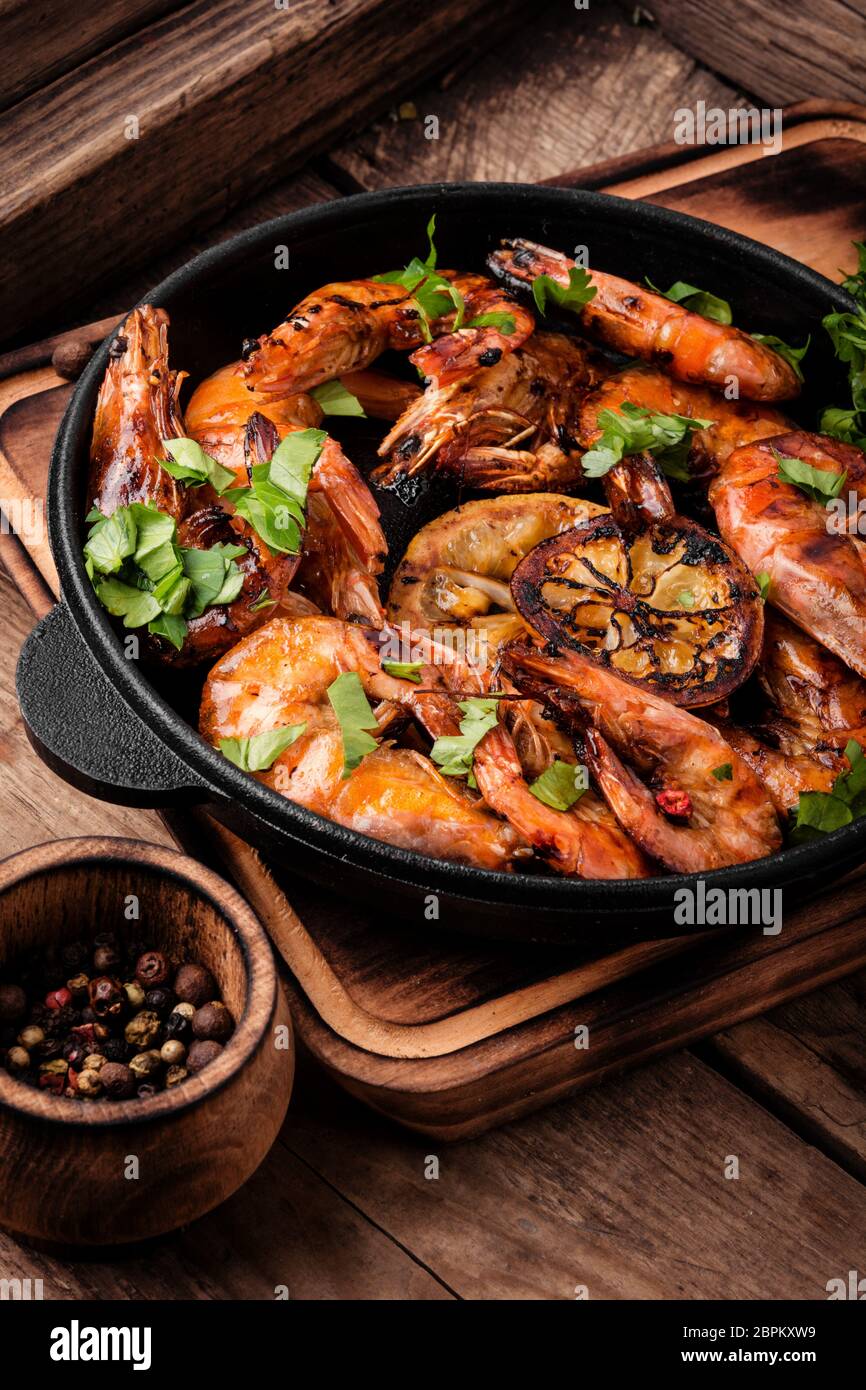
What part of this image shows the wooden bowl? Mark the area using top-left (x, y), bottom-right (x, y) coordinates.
top-left (0, 836), bottom-right (294, 1245)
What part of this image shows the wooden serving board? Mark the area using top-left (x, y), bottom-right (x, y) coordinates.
top-left (4, 103), bottom-right (866, 1139)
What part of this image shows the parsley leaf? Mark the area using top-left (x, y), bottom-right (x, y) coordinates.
top-left (752, 333), bottom-right (810, 382)
top-left (677, 590), bottom-right (695, 609)
top-left (819, 405), bottom-right (866, 452)
top-left (465, 311), bottom-right (516, 334)
top-left (430, 698), bottom-right (500, 781)
top-left (820, 245), bottom-right (866, 451)
top-left (382, 660), bottom-right (424, 683)
top-left (83, 508), bottom-right (137, 575)
top-left (227, 427), bottom-right (326, 554)
top-left (249, 589), bottom-right (275, 613)
top-left (581, 402), bottom-right (714, 480)
top-left (528, 760), bottom-right (587, 811)
top-left (311, 380), bottom-right (366, 417)
top-left (775, 449), bottom-right (847, 503)
top-left (531, 266), bottom-right (596, 317)
top-left (841, 241), bottom-right (866, 306)
top-left (327, 672), bottom-right (380, 777)
top-left (790, 738), bottom-right (866, 842)
top-left (711, 763), bottom-right (733, 782)
top-left (160, 437), bottom-right (236, 494)
top-left (646, 277), bottom-right (732, 324)
top-left (755, 571), bottom-right (771, 601)
top-left (219, 725), bottom-right (307, 773)
top-left (373, 216), bottom-right (466, 342)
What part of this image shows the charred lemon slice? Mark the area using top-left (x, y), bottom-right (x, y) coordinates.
top-left (388, 494), bottom-right (607, 655)
top-left (510, 514), bottom-right (764, 706)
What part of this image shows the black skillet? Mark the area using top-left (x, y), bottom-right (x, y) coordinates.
top-left (15, 183), bottom-right (862, 943)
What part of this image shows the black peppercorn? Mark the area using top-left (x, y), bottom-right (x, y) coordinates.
top-left (0, 984), bottom-right (27, 1022)
top-left (135, 951), bottom-right (169, 988)
top-left (101, 1038), bottom-right (128, 1063)
top-left (164, 1011), bottom-right (192, 1044)
top-left (174, 963), bottom-right (216, 1009)
top-left (192, 1001), bottom-right (234, 1043)
top-left (62, 1039), bottom-right (88, 1069)
top-left (144, 987), bottom-right (174, 1017)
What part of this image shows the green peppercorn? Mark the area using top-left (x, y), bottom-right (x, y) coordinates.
top-left (125, 1010), bottom-right (161, 1049)
top-left (76, 1069), bottom-right (102, 1098)
top-left (0, 984), bottom-right (27, 1023)
top-left (66, 972), bottom-right (90, 1001)
top-left (172, 1002), bottom-right (195, 1020)
top-left (129, 1049), bottom-right (162, 1081)
top-left (174, 963), bottom-right (216, 1008)
top-left (17, 1024), bottom-right (44, 1051)
top-left (101, 1061), bottom-right (135, 1099)
top-left (160, 1039), bottom-right (186, 1067)
top-left (39, 1057), bottom-right (68, 1076)
top-left (191, 1001), bottom-right (234, 1043)
top-left (123, 980), bottom-right (146, 1010)
top-left (6, 1045), bottom-right (30, 1072)
top-left (165, 1064), bottom-right (188, 1088)
top-left (83, 1052), bottom-right (105, 1071)
top-left (187, 1039), bottom-right (223, 1073)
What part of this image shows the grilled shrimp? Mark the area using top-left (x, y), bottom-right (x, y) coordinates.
top-left (758, 610), bottom-right (866, 749)
top-left (472, 723), bottom-right (653, 878)
top-left (701, 716), bottom-right (839, 816)
top-left (488, 238), bottom-right (802, 401)
top-left (242, 271), bottom-right (532, 397)
top-left (185, 359), bottom-right (322, 478)
top-left (199, 615), bottom-right (524, 869)
top-left (710, 431), bottom-right (866, 677)
top-left (388, 494), bottom-right (607, 656)
top-left (374, 332), bottom-right (608, 490)
top-left (503, 642), bottom-right (782, 871)
top-left (579, 363), bottom-right (789, 482)
top-left (89, 306), bottom-right (187, 518)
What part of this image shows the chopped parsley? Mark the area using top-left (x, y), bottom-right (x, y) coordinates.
top-left (223, 428), bottom-right (326, 554)
top-left (645, 278), bottom-right (732, 325)
top-left (310, 380), bottom-right (366, 417)
top-left (430, 698), bottom-right (500, 784)
top-left (531, 266), bottom-right (596, 317)
top-left (373, 215), bottom-right (465, 341)
top-left (752, 332), bottom-right (810, 382)
top-left (790, 739), bottom-right (866, 842)
top-left (327, 672), bottom-right (380, 777)
top-left (219, 725), bottom-right (307, 773)
top-left (711, 763), bottom-right (733, 782)
top-left (528, 760), bottom-right (587, 811)
top-left (382, 660), bottom-right (424, 683)
top-left (581, 401), bottom-right (714, 480)
top-left (820, 241), bottom-right (866, 451)
top-left (774, 449), bottom-right (847, 503)
top-left (755, 571), bottom-right (772, 602)
top-left (84, 503), bottom-right (245, 651)
top-left (159, 437), bottom-right (236, 494)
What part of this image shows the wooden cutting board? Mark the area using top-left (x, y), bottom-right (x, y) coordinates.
top-left (4, 101), bottom-right (866, 1139)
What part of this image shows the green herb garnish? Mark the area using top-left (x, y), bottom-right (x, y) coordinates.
top-left (219, 725), bottom-right (307, 773)
top-left (310, 380), bottom-right (366, 417)
top-left (373, 215), bottom-right (466, 341)
top-left (755, 571), bottom-right (771, 601)
top-left (528, 760), bottom-right (587, 812)
top-left (159, 437), bottom-right (236, 494)
top-left (820, 242), bottom-right (866, 452)
top-left (84, 503), bottom-right (246, 651)
top-left (646, 278), bottom-right (732, 325)
top-left (531, 266), bottom-right (596, 317)
top-left (581, 402), bottom-right (714, 480)
top-left (382, 660), bottom-right (424, 683)
top-left (430, 698), bottom-right (500, 783)
top-left (327, 672), bottom-right (380, 777)
top-left (249, 589), bottom-right (276, 613)
top-left (465, 311), bottom-right (516, 334)
top-left (225, 428), bottom-right (326, 555)
top-left (677, 590), bottom-right (695, 609)
top-left (790, 739), bottom-right (866, 842)
top-left (752, 333), bottom-right (810, 382)
top-left (775, 449), bottom-right (847, 503)
top-left (711, 763), bottom-right (733, 782)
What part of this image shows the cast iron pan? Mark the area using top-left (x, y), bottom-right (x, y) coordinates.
top-left (15, 183), bottom-right (863, 943)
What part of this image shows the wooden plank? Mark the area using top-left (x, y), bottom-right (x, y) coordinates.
top-left (0, 1091), bottom-right (452, 1299)
top-left (285, 1051), bottom-right (866, 1299)
top-left (632, 0), bottom-right (866, 106)
top-left (708, 975), bottom-right (866, 1182)
top-left (0, 0), bottom-right (184, 111)
top-left (326, 2), bottom-right (747, 189)
top-left (0, 0), bottom-right (530, 344)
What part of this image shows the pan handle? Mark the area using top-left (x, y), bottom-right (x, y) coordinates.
top-left (16, 603), bottom-right (213, 809)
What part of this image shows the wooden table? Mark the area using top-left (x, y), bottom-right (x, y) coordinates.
top-left (3, 1), bottom-right (866, 1299)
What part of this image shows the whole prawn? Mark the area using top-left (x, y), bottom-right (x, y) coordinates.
top-left (488, 238), bottom-right (802, 401)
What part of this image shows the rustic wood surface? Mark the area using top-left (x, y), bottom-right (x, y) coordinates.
top-left (2, 0), bottom-right (866, 1298)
